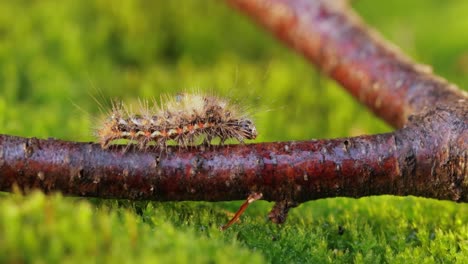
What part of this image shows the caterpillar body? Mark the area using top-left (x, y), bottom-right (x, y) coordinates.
top-left (96, 93), bottom-right (257, 150)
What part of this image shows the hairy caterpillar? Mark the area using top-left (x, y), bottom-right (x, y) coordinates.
top-left (96, 92), bottom-right (257, 150)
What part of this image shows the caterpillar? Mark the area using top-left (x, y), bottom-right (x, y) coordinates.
top-left (96, 92), bottom-right (257, 150)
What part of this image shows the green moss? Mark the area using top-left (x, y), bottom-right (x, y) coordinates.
top-left (0, 0), bottom-right (467, 262)
top-left (1, 193), bottom-right (466, 263)
top-left (0, 192), bottom-right (263, 263)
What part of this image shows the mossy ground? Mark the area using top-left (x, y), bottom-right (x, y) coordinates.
top-left (0, 0), bottom-right (467, 263)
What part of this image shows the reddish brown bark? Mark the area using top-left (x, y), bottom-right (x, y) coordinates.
top-left (227, 0), bottom-right (466, 128)
top-left (0, 0), bottom-right (466, 223)
top-left (0, 114), bottom-right (465, 202)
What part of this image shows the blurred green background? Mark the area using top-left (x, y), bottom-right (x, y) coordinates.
top-left (0, 0), bottom-right (467, 263)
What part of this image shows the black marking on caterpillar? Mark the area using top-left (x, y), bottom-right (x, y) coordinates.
top-left (96, 93), bottom-right (257, 150)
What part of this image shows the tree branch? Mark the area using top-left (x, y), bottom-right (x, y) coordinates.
top-left (0, 113), bottom-right (465, 203)
top-left (0, 0), bottom-right (466, 223)
top-left (227, 0), bottom-right (467, 128)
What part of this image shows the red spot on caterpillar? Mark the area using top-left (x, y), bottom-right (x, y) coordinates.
top-left (96, 93), bottom-right (257, 150)
top-left (187, 124), bottom-right (194, 131)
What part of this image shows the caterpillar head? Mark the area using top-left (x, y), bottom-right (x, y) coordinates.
top-left (238, 118), bottom-right (257, 140)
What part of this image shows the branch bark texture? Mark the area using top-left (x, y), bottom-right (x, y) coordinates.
top-left (227, 0), bottom-right (466, 128)
top-left (0, 0), bottom-right (466, 218)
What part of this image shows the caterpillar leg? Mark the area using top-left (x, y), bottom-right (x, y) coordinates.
top-left (156, 139), bottom-right (168, 154)
top-left (138, 138), bottom-right (149, 150)
top-left (100, 139), bottom-right (111, 149)
top-left (202, 134), bottom-right (213, 146)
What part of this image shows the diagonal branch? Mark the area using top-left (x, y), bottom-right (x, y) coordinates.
top-left (227, 0), bottom-right (466, 128)
top-left (0, 0), bottom-right (466, 223)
